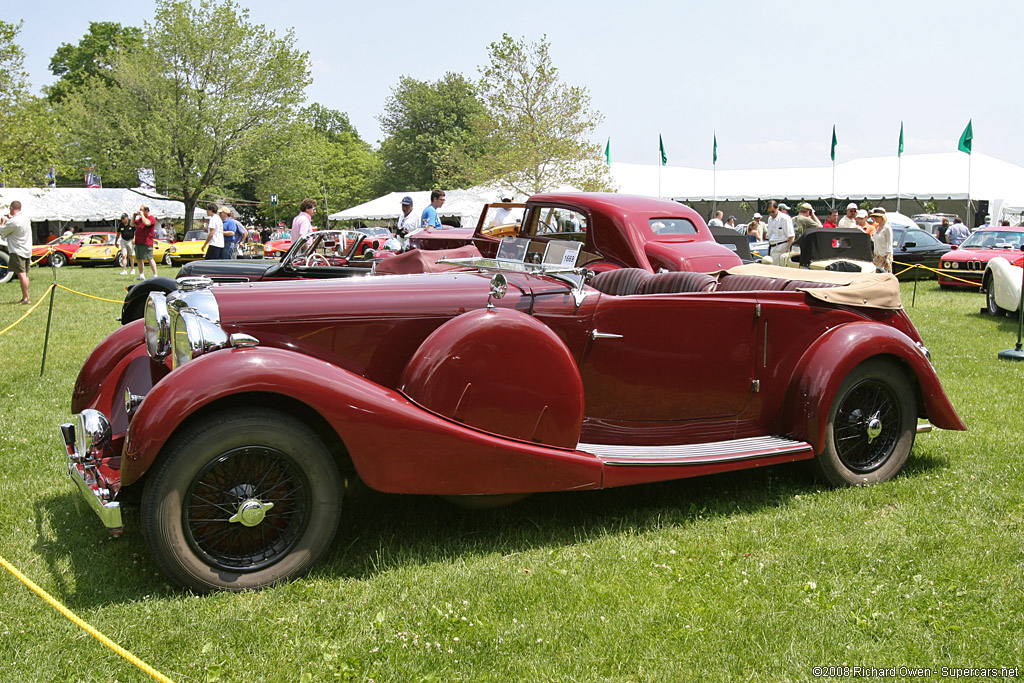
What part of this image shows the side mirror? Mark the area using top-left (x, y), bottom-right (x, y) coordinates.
top-left (903, 241), bottom-right (917, 250)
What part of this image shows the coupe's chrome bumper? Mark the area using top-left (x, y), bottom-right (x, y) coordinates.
top-left (60, 422), bottom-right (123, 536)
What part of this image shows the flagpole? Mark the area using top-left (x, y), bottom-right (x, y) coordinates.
top-left (897, 154), bottom-right (902, 214)
top-left (967, 153), bottom-right (972, 227)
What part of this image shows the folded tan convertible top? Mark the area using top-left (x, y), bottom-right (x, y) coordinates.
top-left (725, 263), bottom-right (903, 310)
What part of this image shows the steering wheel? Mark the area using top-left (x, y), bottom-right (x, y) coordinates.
top-left (306, 253), bottom-right (329, 267)
top-left (537, 220), bottom-right (557, 235)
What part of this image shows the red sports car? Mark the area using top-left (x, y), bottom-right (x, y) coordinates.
top-left (262, 229), bottom-right (294, 258)
top-left (31, 232), bottom-right (116, 268)
top-left (938, 226), bottom-right (1024, 288)
top-left (64, 237), bottom-right (962, 592)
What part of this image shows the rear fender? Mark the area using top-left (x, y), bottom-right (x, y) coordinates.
top-left (780, 323), bottom-right (966, 451)
top-left (122, 346), bottom-right (602, 494)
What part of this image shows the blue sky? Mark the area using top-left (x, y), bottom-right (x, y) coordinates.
top-left (14, 0), bottom-right (1023, 170)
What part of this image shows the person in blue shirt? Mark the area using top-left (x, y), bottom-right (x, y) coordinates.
top-left (220, 207), bottom-right (244, 258)
top-left (420, 189), bottom-right (446, 229)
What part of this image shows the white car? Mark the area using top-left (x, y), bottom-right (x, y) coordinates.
top-left (982, 255), bottom-right (1024, 316)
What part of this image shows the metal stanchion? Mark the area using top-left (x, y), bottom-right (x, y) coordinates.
top-left (40, 286), bottom-right (55, 376)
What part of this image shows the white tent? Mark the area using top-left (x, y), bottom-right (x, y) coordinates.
top-left (329, 189), bottom-right (496, 227)
top-left (0, 187), bottom-right (204, 221)
top-left (602, 153), bottom-right (1024, 206)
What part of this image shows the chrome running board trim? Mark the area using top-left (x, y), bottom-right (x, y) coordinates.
top-left (579, 435), bottom-right (813, 467)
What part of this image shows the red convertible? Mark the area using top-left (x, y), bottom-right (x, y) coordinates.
top-left (63, 234), bottom-right (963, 592)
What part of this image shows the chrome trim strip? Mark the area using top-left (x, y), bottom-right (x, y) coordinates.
top-left (579, 435), bottom-right (813, 467)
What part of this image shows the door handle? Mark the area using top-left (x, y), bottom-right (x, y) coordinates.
top-left (590, 330), bottom-right (623, 340)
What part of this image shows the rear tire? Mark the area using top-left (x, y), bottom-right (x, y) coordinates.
top-left (142, 408), bottom-right (342, 592)
top-left (50, 252), bottom-right (67, 268)
top-left (814, 359), bottom-right (917, 486)
top-left (0, 252), bottom-right (12, 284)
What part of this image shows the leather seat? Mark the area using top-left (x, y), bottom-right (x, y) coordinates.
top-left (590, 268), bottom-right (653, 296)
top-left (638, 271), bottom-right (718, 294)
top-left (717, 274), bottom-right (791, 292)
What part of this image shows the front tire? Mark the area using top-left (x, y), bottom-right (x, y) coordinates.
top-left (814, 359), bottom-right (916, 486)
top-left (163, 251), bottom-right (173, 266)
top-left (50, 252), bottom-right (67, 268)
top-left (0, 252), bottom-right (11, 284)
top-left (985, 277), bottom-right (1005, 316)
top-left (142, 408), bottom-right (342, 592)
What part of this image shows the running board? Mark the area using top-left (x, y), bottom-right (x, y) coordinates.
top-left (579, 435), bottom-right (813, 467)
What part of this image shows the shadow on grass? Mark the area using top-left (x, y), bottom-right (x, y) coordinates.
top-left (34, 447), bottom-right (950, 606)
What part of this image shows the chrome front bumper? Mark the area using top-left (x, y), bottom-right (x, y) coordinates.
top-left (60, 422), bottom-right (123, 536)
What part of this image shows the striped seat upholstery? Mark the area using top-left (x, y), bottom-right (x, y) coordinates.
top-left (638, 271), bottom-right (719, 294)
top-left (717, 274), bottom-right (791, 292)
top-left (783, 279), bottom-right (842, 291)
top-left (590, 268), bottom-right (654, 296)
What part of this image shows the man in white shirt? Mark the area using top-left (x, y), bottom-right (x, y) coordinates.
top-left (764, 200), bottom-right (795, 261)
top-left (838, 203), bottom-right (858, 229)
top-left (708, 210), bottom-right (725, 228)
top-left (0, 200), bottom-right (32, 304)
top-left (396, 196), bottom-right (419, 249)
top-left (201, 203), bottom-right (225, 259)
top-left (493, 196), bottom-right (514, 226)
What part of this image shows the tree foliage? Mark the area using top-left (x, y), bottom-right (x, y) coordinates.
top-left (376, 73), bottom-right (489, 192)
top-left (61, 0), bottom-right (310, 229)
top-left (237, 105), bottom-right (380, 227)
top-left (46, 21), bottom-right (142, 103)
top-left (0, 21), bottom-right (63, 187)
top-left (465, 34), bottom-right (611, 195)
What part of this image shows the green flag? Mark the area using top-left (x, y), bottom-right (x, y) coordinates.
top-left (659, 134), bottom-right (667, 166)
top-left (958, 119), bottom-right (973, 154)
top-left (830, 125), bottom-right (837, 162)
top-left (604, 137), bottom-right (611, 166)
top-left (713, 133), bottom-right (718, 165)
top-left (898, 121), bottom-right (904, 157)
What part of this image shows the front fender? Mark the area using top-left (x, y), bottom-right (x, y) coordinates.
top-left (120, 277), bottom-right (177, 324)
top-left (73, 319), bottom-right (148, 412)
top-left (780, 322), bottom-right (966, 451)
top-left (122, 347), bottom-right (602, 494)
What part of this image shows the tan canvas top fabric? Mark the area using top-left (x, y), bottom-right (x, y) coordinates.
top-left (724, 263), bottom-right (903, 309)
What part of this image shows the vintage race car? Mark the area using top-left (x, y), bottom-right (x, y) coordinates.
top-left (33, 232), bottom-right (117, 268)
top-left (63, 243), bottom-right (964, 592)
top-left (410, 194), bottom-right (743, 274)
top-left (119, 229), bottom-right (389, 323)
top-left (166, 229), bottom-right (210, 265)
top-left (981, 253), bottom-right (1024, 316)
top-left (938, 226), bottom-right (1024, 289)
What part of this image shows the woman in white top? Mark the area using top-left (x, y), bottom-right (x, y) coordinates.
top-left (869, 207), bottom-right (893, 273)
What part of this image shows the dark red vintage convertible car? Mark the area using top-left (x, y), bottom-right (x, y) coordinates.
top-left (63, 237), bottom-right (963, 592)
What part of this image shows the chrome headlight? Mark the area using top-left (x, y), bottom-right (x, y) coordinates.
top-left (171, 309), bottom-right (228, 368)
top-left (169, 246), bottom-right (177, 253)
top-left (144, 292), bottom-right (172, 360)
top-left (74, 409), bottom-right (111, 461)
top-left (167, 279), bottom-right (219, 323)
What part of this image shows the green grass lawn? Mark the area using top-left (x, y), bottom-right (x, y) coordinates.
top-left (1, 267), bottom-right (1022, 682)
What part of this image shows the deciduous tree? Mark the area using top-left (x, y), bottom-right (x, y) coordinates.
top-left (465, 34), bottom-right (611, 195)
top-left (62, 0), bottom-right (310, 230)
top-left (46, 21), bottom-right (142, 103)
top-left (376, 73), bottom-right (489, 192)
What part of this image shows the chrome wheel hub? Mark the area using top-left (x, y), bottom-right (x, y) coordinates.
top-left (228, 499), bottom-right (275, 527)
top-left (866, 413), bottom-right (883, 442)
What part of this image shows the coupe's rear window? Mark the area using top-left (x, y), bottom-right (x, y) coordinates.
top-left (649, 218), bottom-right (697, 235)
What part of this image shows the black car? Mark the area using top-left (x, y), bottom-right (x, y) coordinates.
top-left (892, 226), bottom-right (951, 279)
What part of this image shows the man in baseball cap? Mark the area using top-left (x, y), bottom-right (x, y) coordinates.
top-left (838, 202), bottom-right (858, 229)
top-left (397, 196), bottom-right (417, 242)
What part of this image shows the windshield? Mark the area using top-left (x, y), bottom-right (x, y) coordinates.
top-left (961, 230), bottom-right (1024, 249)
top-left (270, 230), bottom-right (291, 241)
top-left (184, 229), bottom-right (207, 241)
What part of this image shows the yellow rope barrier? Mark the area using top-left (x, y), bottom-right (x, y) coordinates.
top-left (0, 284), bottom-right (55, 335)
top-left (53, 283), bottom-right (125, 303)
top-left (891, 260), bottom-right (983, 287)
top-left (0, 554), bottom-right (176, 683)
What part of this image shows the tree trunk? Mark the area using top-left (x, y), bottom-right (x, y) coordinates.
top-left (182, 194), bottom-right (198, 233)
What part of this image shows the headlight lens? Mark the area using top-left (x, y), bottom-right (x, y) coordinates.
top-left (171, 309), bottom-right (228, 368)
top-left (144, 293), bottom-right (171, 360)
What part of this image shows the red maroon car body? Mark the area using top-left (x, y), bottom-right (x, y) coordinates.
top-left (937, 226), bottom-right (1024, 288)
top-left (410, 193), bottom-right (742, 274)
top-left (61, 196), bottom-right (964, 593)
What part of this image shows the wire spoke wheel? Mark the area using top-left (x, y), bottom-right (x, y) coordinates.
top-left (185, 446), bottom-right (311, 572)
top-left (832, 380), bottom-right (900, 473)
top-left (816, 359), bottom-right (916, 486)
